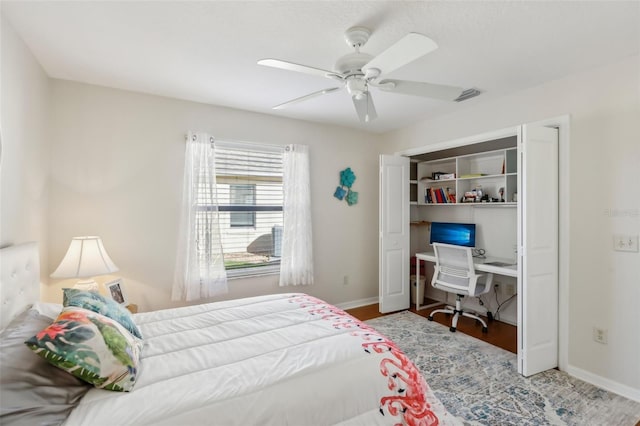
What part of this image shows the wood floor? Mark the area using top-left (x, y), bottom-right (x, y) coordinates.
top-left (346, 302), bottom-right (517, 354)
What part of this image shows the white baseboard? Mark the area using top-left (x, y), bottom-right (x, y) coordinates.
top-left (565, 365), bottom-right (640, 403)
top-left (335, 296), bottom-right (378, 311)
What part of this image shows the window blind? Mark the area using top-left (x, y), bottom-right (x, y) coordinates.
top-left (199, 141), bottom-right (284, 276)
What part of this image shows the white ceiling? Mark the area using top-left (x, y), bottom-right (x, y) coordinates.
top-left (3, 1), bottom-right (639, 133)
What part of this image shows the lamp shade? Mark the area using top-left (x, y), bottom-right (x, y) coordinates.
top-left (50, 236), bottom-right (119, 278)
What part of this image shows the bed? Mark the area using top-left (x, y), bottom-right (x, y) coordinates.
top-left (1, 242), bottom-right (460, 425)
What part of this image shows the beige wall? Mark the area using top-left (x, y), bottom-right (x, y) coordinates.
top-left (46, 80), bottom-right (381, 311)
top-left (379, 55), bottom-right (640, 398)
top-left (0, 15), bottom-right (51, 284)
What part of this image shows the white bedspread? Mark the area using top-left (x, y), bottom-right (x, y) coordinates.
top-left (64, 293), bottom-right (459, 426)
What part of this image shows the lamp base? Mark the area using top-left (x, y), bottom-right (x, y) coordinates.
top-left (73, 279), bottom-right (99, 292)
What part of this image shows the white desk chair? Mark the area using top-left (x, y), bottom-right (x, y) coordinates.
top-left (428, 243), bottom-right (493, 333)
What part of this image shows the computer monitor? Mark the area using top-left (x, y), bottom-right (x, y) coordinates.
top-left (429, 222), bottom-right (476, 248)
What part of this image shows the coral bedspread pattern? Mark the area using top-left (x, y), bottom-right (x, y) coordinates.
top-left (64, 293), bottom-right (459, 426)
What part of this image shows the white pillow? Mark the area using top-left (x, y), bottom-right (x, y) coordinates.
top-left (31, 301), bottom-right (63, 319)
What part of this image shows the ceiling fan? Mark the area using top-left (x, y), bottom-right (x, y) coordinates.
top-left (258, 26), bottom-right (481, 123)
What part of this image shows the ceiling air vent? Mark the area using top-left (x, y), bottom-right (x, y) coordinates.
top-left (454, 88), bottom-right (482, 102)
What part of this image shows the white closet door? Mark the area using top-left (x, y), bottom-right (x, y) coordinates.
top-left (518, 124), bottom-right (559, 376)
top-left (379, 155), bottom-right (410, 313)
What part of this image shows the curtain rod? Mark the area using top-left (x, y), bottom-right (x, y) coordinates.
top-left (183, 133), bottom-right (284, 152)
top-left (184, 134), bottom-right (213, 143)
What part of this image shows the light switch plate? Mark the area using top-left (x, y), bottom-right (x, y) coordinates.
top-left (613, 234), bottom-right (639, 252)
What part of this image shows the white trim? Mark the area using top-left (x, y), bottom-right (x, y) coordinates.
top-left (396, 125), bottom-right (519, 157)
top-left (185, 134), bottom-right (285, 153)
top-left (215, 139), bottom-right (284, 153)
top-left (565, 365), bottom-right (640, 403)
top-left (227, 264), bottom-right (280, 279)
top-left (335, 296), bottom-right (379, 311)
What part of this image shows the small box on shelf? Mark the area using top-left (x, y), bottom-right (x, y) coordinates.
top-left (437, 173), bottom-right (455, 180)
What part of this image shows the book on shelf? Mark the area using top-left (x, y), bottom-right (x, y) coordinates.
top-left (459, 173), bottom-right (486, 178)
top-left (425, 188), bottom-right (435, 204)
top-left (425, 187), bottom-right (456, 204)
top-left (430, 188), bottom-right (440, 203)
top-left (438, 173), bottom-right (455, 180)
top-left (422, 173), bottom-right (455, 182)
top-left (445, 187), bottom-right (456, 203)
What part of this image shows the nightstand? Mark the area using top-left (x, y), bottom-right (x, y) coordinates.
top-left (126, 303), bottom-right (138, 314)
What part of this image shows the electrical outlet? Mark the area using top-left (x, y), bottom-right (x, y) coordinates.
top-left (493, 281), bottom-right (501, 291)
top-left (592, 327), bottom-right (608, 344)
top-left (342, 275), bottom-right (349, 285)
top-left (505, 283), bottom-right (516, 296)
top-left (613, 234), bottom-right (639, 252)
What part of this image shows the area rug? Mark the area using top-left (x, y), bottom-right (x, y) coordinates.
top-left (366, 311), bottom-right (640, 426)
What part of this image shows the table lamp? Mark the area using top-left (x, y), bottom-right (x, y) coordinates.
top-left (50, 236), bottom-right (119, 292)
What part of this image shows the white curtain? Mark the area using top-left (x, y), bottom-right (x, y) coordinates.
top-left (279, 144), bottom-right (314, 286)
top-left (172, 132), bottom-right (228, 301)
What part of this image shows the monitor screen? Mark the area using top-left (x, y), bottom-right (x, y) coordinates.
top-left (429, 222), bottom-right (476, 248)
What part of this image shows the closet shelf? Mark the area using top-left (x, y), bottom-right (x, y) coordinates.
top-left (412, 147), bottom-right (518, 206)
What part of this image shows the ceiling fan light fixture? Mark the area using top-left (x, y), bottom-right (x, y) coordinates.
top-left (346, 78), bottom-right (367, 99)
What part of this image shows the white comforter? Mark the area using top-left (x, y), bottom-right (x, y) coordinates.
top-left (65, 293), bottom-right (459, 426)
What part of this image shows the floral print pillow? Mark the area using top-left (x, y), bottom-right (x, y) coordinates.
top-left (25, 307), bottom-right (141, 392)
top-left (63, 288), bottom-right (142, 338)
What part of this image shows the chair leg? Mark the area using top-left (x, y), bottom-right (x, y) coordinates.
top-left (450, 310), bottom-right (460, 332)
top-left (461, 311), bottom-right (488, 333)
top-left (427, 306), bottom-right (455, 320)
top-left (428, 302), bottom-right (460, 332)
top-left (428, 296), bottom-right (489, 333)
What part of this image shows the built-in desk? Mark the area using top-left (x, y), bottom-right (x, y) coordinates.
top-left (414, 251), bottom-right (518, 310)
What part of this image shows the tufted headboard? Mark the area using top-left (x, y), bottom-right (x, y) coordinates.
top-left (0, 242), bottom-right (40, 330)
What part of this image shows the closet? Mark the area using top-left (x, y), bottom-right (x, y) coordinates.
top-left (379, 122), bottom-right (559, 376)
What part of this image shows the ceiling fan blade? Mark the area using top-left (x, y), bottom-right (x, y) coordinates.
top-left (363, 33), bottom-right (438, 76)
top-left (258, 59), bottom-right (341, 80)
top-left (377, 79), bottom-right (466, 101)
top-left (273, 87), bottom-right (341, 110)
top-left (352, 93), bottom-right (377, 123)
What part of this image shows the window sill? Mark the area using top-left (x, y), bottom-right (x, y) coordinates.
top-left (227, 265), bottom-right (280, 280)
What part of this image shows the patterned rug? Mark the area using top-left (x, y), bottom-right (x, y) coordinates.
top-left (366, 311), bottom-right (640, 426)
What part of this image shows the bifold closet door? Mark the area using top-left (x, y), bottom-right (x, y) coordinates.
top-left (517, 124), bottom-right (559, 377)
top-left (378, 155), bottom-right (410, 313)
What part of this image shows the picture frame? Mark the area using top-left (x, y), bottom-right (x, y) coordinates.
top-left (105, 278), bottom-right (127, 305)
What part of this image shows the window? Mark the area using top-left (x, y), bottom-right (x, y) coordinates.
top-left (206, 141), bottom-right (284, 277)
top-left (177, 135), bottom-right (311, 298)
top-left (229, 184), bottom-right (256, 227)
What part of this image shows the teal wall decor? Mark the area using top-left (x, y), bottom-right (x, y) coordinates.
top-left (334, 167), bottom-right (359, 206)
